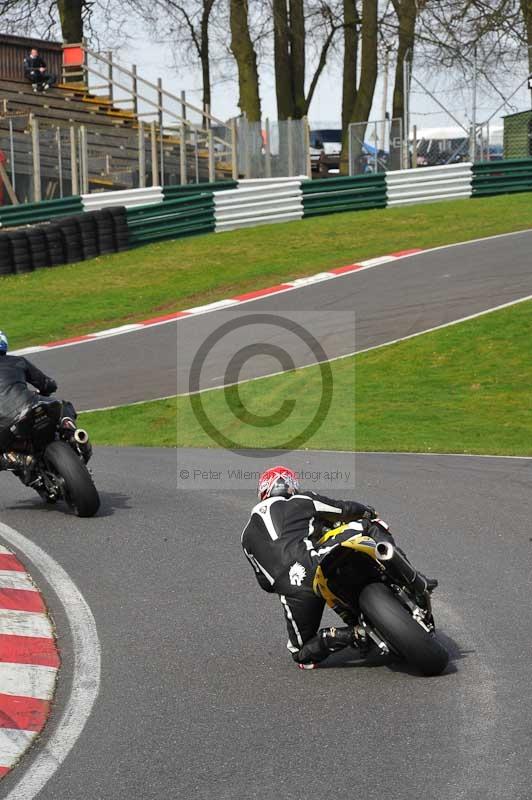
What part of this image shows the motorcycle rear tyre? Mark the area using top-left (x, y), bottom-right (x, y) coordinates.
top-left (44, 441), bottom-right (100, 518)
top-left (359, 582), bottom-right (448, 677)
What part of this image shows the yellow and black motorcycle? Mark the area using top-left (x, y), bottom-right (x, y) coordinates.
top-left (313, 520), bottom-right (449, 676)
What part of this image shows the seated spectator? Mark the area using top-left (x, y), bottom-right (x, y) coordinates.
top-left (23, 48), bottom-right (56, 93)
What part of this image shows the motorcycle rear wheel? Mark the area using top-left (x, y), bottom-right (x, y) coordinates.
top-left (44, 441), bottom-right (100, 518)
top-left (359, 582), bottom-right (449, 677)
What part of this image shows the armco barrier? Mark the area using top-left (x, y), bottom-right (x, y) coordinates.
top-left (82, 186), bottom-right (164, 211)
top-left (386, 163), bottom-right (472, 206)
top-left (0, 196), bottom-right (84, 228)
top-left (126, 193), bottom-right (215, 245)
top-left (163, 180), bottom-right (237, 200)
top-left (472, 157), bottom-right (532, 197)
top-left (214, 180), bottom-right (303, 232)
top-left (301, 174), bottom-right (386, 217)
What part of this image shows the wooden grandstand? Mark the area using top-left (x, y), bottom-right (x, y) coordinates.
top-left (0, 34), bottom-right (235, 203)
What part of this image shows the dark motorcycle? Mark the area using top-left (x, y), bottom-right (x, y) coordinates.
top-left (313, 521), bottom-right (449, 676)
top-left (4, 397), bottom-right (100, 517)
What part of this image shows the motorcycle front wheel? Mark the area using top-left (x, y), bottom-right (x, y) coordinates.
top-left (359, 582), bottom-right (449, 677)
top-left (44, 441), bottom-right (100, 518)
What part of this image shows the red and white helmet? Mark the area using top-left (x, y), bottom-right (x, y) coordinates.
top-left (257, 466), bottom-right (300, 501)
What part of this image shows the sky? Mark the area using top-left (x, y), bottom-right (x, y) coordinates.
top-left (112, 30), bottom-right (531, 143)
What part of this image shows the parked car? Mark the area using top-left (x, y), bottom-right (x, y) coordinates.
top-left (309, 129), bottom-right (342, 174)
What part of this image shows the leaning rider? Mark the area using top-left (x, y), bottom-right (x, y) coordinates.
top-left (241, 465), bottom-right (436, 670)
top-left (0, 330), bottom-right (77, 479)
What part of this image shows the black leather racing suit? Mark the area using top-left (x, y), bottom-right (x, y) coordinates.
top-left (241, 492), bottom-right (383, 666)
top-left (0, 355), bottom-right (57, 448)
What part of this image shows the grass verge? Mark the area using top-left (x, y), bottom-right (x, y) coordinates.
top-left (2, 193), bottom-right (532, 350)
top-left (80, 297), bottom-right (532, 456)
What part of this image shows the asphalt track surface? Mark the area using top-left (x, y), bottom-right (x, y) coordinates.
top-left (0, 447), bottom-right (531, 799)
top-left (1, 231), bottom-right (532, 798)
top-left (27, 229), bottom-right (532, 409)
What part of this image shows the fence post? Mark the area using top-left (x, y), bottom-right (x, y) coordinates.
top-left (0, 159), bottom-right (18, 205)
top-left (180, 90), bottom-right (187, 184)
top-left (348, 123), bottom-right (352, 176)
top-left (265, 118), bottom-right (272, 178)
top-left (70, 125), bottom-right (79, 195)
top-left (470, 46), bottom-right (477, 163)
top-left (208, 129), bottom-right (215, 182)
top-left (79, 125), bottom-right (89, 193)
top-left (30, 114), bottom-right (42, 202)
top-left (194, 129), bottom-right (200, 183)
top-left (107, 50), bottom-right (114, 103)
top-left (56, 127), bottom-right (64, 198)
top-left (231, 118), bottom-right (238, 180)
top-left (287, 117), bottom-right (294, 176)
top-left (403, 58), bottom-right (410, 169)
top-left (132, 64), bottom-right (138, 116)
top-left (150, 121), bottom-right (158, 186)
top-left (242, 113), bottom-right (251, 178)
top-left (8, 118), bottom-right (16, 194)
top-left (157, 78), bottom-right (164, 185)
top-left (303, 116), bottom-right (311, 178)
top-left (412, 124), bottom-right (418, 168)
top-left (138, 121), bottom-right (146, 188)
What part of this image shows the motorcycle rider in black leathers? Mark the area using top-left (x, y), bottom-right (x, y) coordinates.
top-left (242, 465), bottom-right (436, 670)
top-left (0, 331), bottom-right (80, 480)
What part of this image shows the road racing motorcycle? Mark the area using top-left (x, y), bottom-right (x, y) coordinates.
top-left (2, 397), bottom-right (100, 517)
top-left (313, 521), bottom-right (449, 676)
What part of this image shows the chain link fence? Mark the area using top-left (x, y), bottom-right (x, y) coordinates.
top-left (236, 117), bottom-right (309, 179)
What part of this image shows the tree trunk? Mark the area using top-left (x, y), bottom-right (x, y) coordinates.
top-left (57, 0), bottom-right (84, 43)
top-left (342, 0), bottom-right (359, 137)
top-left (200, 4), bottom-right (212, 120)
top-left (340, 0), bottom-right (378, 173)
top-left (521, 0), bottom-right (532, 72)
top-left (290, 0), bottom-right (306, 118)
top-left (273, 0), bottom-right (294, 119)
top-left (390, 0), bottom-right (418, 168)
top-left (229, 0), bottom-right (261, 121)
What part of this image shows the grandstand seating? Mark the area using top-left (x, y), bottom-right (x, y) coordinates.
top-left (0, 34), bottom-right (222, 202)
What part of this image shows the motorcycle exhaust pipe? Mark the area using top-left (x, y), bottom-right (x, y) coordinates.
top-left (375, 541), bottom-right (428, 595)
top-left (73, 428), bottom-right (89, 445)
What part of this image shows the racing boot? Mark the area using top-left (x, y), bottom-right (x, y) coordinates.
top-left (295, 626), bottom-right (355, 670)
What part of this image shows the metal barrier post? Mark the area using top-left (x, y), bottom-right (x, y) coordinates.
top-left (231, 118), bottom-right (238, 180)
top-left (265, 118), bottom-right (272, 178)
top-left (412, 124), bottom-right (418, 168)
top-left (30, 114), bottom-right (42, 202)
top-left (108, 50), bottom-right (114, 103)
top-left (138, 121), bottom-right (146, 187)
top-left (132, 65), bottom-right (138, 116)
top-left (194, 129), bottom-right (199, 183)
top-left (150, 121), bottom-right (158, 186)
top-left (70, 125), bottom-right (79, 196)
top-left (180, 90), bottom-right (187, 184)
top-left (79, 125), bottom-right (89, 193)
top-left (157, 78), bottom-right (164, 184)
top-left (56, 127), bottom-right (64, 197)
top-left (8, 119), bottom-right (16, 194)
top-left (287, 117), bottom-right (294, 176)
top-left (303, 116), bottom-right (312, 178)
top-left (208, 128), bottom-right (215, 182)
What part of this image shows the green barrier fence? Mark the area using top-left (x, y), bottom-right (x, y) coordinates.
top-left (126, 193), bottom-right (215, 245)
top-left (301, 174), bottom-right (387, 217)
top-left (162, 180), bottom-right (237, 200)
top-left (472, 157), bottom-right (532, 197)
top-left (0, 196), bottom-right (84, 228)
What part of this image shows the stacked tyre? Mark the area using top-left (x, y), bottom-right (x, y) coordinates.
top-left (0, 206), bottom-right (129, 276)
top-left (0, 234), bottom-right (12, 276)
